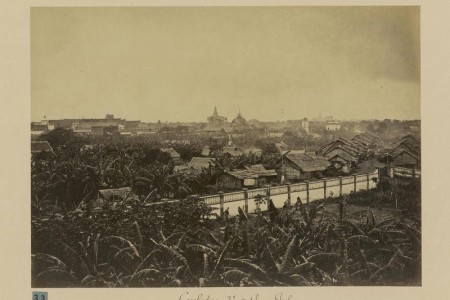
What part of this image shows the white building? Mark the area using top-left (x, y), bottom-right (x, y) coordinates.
top-left (301, 118), bottom-right (309, 134)
top-left (326, 121), bottom-right (341, 131)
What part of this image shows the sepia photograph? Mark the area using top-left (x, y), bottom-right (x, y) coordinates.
top-left (30, 6), bottom-right (421, 288)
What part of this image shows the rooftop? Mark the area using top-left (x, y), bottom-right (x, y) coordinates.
top-left (31, 141), bottom-right (54, 155)
top-left (160, 148), bottom-right (181, 159)
top-left (285, 153), bottom-right (331, 172)
top-left (226, 170), bottom-right (259, 180)
top-left (188, 157), bottom-right (216, 170)
top-left (244, 164), bottom-right (278, 177)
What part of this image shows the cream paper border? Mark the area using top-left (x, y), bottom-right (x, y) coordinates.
top-left (1, 0), bottom-right (449, 299)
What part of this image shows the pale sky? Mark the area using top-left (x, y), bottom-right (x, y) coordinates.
top-left (31, 6), bottom-right (420, 122)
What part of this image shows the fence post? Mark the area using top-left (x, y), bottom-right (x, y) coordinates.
top-left (366, 173), bottom-right (370, 190)
top-left (219, 191), bottom-right (224, 217)
top-left (353, 175), bottom-right (357, 193)
top-left (339, 176), bottom-right (343, 197)
top-left (287, 184), bottom-right (291, 207)
top-left (323, 178), bottom-right (327, 199)
top-left (305, 181), bottom-right (310, 203)
top-left (266, 187), bottom-right (271, 212)
top-left (243, 188), bottom-right (248, 213)
top-left (412, 169), bottom-right (416, 180)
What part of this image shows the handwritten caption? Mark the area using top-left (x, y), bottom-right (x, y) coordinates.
top-left (179, 291), bottom-right (293, 300)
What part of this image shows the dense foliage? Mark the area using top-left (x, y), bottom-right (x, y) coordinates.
top-left (32, 177), bottom-right (421, 287)
top-left (32, 128), bottom-right (421, 287)
top-left (32, 129), bottom-right (282, 211)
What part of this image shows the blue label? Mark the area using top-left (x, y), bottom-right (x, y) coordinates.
top-left (32, 291), bottom-right (48, 300)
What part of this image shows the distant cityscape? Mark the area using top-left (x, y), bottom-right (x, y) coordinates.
top-left (29, 6), bottom-right (422, 289)
top-left (31, 105), bottom-right (421, 185)
top-left (31, 106), bottom-right (420, 139)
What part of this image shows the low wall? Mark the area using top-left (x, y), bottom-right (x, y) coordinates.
top-left (200, 170), bottom-right (380, 217)
top-left (391, 166), bottom-right (421, 179)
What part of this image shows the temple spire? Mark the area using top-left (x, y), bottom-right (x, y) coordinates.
top-left (213, 106), bottom-right (218, 116)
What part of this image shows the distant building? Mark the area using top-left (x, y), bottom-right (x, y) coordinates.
top-left (31, 141), bottom-right (55, 156)
top-left (390, 134), bottom-right (421, 168)
top-left (203, 107), bottom-right (231, 133)
top-left (244, 164), bottom-right (278, 185)
top-left (317, 138), bottom-right (362, 158)
top-left (90, 126), bottom-right (105, 136)
top-left (71, 117), bottom-right (120, 136)
top-left (301, 118), bottom-right (310, 134)
top-left (94, 187), bottom-right (135, 208)
top-left (160, 147), bottom-right (181, 159)
top-left (325, 121), bottom-right (341, 131)
top-left (218, 170), bottom-right (259, 189)
top-left (207, 107), bottom-right (227, 127)
top-left (31, 123), bottom-right (49, 136)
top-left (351, 132), bottom-right (377, 151)
top-left (283, 153), bottom-right (331, 181)
top-left (392, 150), bottom-right (420, 169)
top-left (73, 127), bottom-right (91, 135)
top-left (267, 132), bottom-right (284, 138)
top-left (187, 157), bottom-right (217, 173)
top-left (136, 123), bottom-right (154, 135)
top-left (231, 112), bottom-right (247, 126)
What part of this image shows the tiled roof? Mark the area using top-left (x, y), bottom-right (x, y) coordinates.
top-left (363, 132), bottom-right (378, 140)
top-left (31, 141), bottom-right (54, 154)
top-left (285, 153), bottom-right (331, 172)
top-left (325, 150), bottom-right (355, 163)
top-left (188, 157), bottom-right (216, 170)
top-left (244, 164), bottom-right (278, 177)
top-left (398, 138), bottom-right (420, 150)
top-left (393, 134), bottom-right (420, 147)
top-left (31, 124), bottom-right (48, 131)
top-left (392, 149), bottom-right (420, 161)
top-left (322, 144), bottom-right (359, 157)
top-left (391, 143), bottom-right (420, 158)
top-left (352, 134), bottom-right (372, 145)
top-left (390, 135), bottom-right (421, 158)
top-left (160, 148), bottom-right (181, 159)
top-left (226, 170), bottom-right (259, 180)
top-left (336, 138), bottom-right (363, 151)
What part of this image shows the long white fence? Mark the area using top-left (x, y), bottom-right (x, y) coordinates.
top-left (200, 170), bottom-right (380, 217)
top-left (391, 166), bottom-right (421, 179)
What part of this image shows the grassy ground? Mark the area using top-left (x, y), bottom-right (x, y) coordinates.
top-left (312, 201), bottom-right (397, 224)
